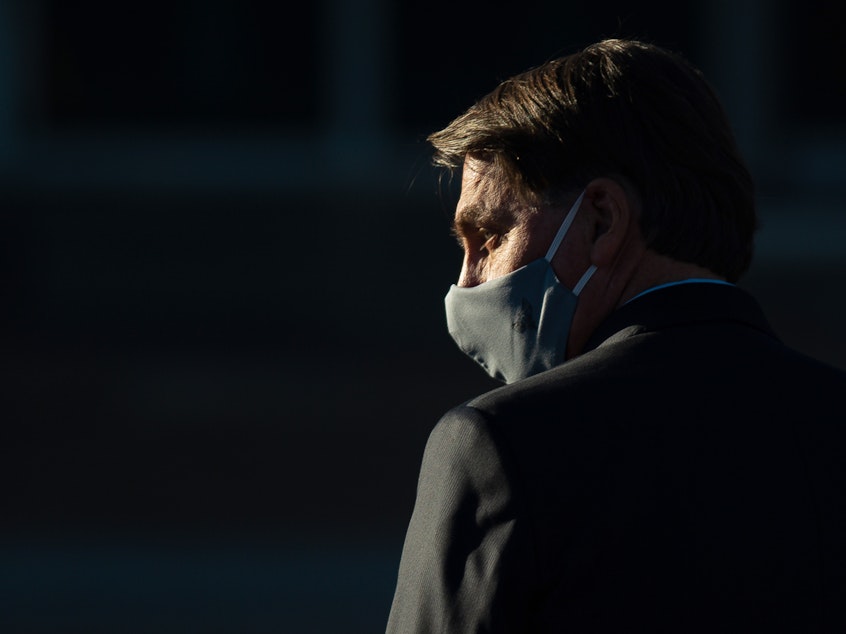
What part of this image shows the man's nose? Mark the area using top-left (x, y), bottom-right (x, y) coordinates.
top-left (457, 255), bottom-right (483, 288)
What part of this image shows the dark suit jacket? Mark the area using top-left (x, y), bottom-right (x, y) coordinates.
top-left (387, 283), bottom-right (846, 633)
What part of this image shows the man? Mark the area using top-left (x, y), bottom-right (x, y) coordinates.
top-left (387, 39), bottom-right (846, 632)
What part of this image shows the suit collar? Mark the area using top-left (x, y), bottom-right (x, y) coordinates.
top-left (583, 282), bottom-right (779, 354)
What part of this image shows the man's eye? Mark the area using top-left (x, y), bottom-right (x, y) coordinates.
top-left (479, 231), bottom-right (501, 253)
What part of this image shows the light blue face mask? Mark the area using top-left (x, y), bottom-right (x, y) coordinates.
top-left (444, 191), bottom-right (596, 384)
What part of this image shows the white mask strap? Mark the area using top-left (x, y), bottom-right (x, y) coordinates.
top-left (544, 190), bottom-right (586, 261)
top-left (572, 264), bottom-right (597, 296)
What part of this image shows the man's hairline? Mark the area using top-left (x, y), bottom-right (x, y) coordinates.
top-left (451, 152), bottom-right (642, 219)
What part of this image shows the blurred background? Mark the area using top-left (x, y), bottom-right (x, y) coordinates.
top-left (1, 1), bottom-right (844, 632)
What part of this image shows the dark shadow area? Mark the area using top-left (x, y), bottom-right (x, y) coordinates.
top-left (1, 1), bottom-right (845, 632)
top-left (2, 186), bottom-right (844, 633)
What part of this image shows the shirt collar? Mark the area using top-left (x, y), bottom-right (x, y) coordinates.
top-left (624, 278), bottom-right (735, 305)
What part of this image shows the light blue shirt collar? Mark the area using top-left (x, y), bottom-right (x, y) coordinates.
top-left (624, 278), bottom-right (734, 305)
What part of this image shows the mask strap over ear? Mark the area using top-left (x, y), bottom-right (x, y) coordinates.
top-left (544, 190), bottom-right (586, 262)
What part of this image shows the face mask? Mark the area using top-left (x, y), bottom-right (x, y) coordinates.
top-left (444, 191), bottom-right (596, 384)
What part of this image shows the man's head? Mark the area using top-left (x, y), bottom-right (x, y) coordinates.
top-left (430, 38), bottom-right (757, 284)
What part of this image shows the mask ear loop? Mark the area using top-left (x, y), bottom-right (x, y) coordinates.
top-left (572, 264), bottom-right (597, 296)
top-left (544, 190), bottom-right (596, 297)
top-left (544, 190), bottom-right (586, 261)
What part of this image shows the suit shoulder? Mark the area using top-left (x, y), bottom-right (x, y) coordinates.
top-left (426, 404), bottom-right (503, 465)
top-left (463, 350), bottom-right (608, 422)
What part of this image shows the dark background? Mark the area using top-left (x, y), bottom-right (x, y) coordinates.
top-left (2, 1), bottom-right (845, 632)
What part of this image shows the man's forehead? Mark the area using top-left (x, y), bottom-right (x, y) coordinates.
top-left (455, 157), bottom-right (548, 227)
top-left (460, 155), bottom-right (488, 184)
top-left (459, 155), bottom-right (502, 194)
top-left (456, 158), bottom-right (521, 223)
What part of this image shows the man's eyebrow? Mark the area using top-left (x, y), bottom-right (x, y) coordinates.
top-left (452, 204), bottom-right (487, 246)
top-left (454, 203), bottom-right (485, 228)
top-left (452, 203), bottom-right (509, 237)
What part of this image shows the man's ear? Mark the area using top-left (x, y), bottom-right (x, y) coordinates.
top-left (584, 177), bottom-right (638, 267)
